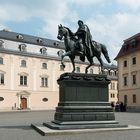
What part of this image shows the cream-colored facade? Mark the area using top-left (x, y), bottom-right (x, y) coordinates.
top-left (0, 30), bottom-right (118, 111)
top-left (115, 33), bottom-right (140, 112)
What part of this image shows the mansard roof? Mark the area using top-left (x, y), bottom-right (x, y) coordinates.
top-left (0, 30), bottom-right (64, 49)
top-left (115, 32), bottom-right (140, 60)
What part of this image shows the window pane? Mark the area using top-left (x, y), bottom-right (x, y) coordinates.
top-left (20, 76), bottom-right (23, 85)
top-left (132, 75), bottom-right (136, 85)
top-left (24, 76), bottom-right (27, 85)
top-left (133, 94), bottom-right (136, 103)
top-left (42, 63), bottom-right (47, 69)
top-left (21, 60), bottom-right (26, 67)
top-left (124, 60), bottom-right (127, 67)
top-left (0, 57), bottom-right (3, 64)
top-left (0, 74), bottom-right (4, 84)
top-left (132, 57), bottom-right (136, 65)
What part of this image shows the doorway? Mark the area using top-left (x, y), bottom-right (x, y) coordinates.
top-left (21, 97), bottom-right (27, 109)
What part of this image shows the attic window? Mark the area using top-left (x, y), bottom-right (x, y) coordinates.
top-left (123, 44), bottom-right (128, 52)
top-left (37, 38), bottom-right (43, 44)
top-left (17, 34), bottom-right (24, 40)
top-left (57, 50), bottom-right (64, 57)
top-left (130, 39), bottom-right (136, 48)
top-left (54, 42), bottom-right (59, 46)
top-left (0, 40), bottom-right (4, 48)
top-left (19, 44), bottom-right (27, 52)
top-left (40, 47), bottom-right (47, 55)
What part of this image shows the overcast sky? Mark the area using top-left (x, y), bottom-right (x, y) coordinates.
top-left (0, 0), bottom-right (140, 64)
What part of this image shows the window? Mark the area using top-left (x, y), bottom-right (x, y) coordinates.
top-left (130, 39), bottom-right (136, 48)
top-left (60, 64), bottom-right (64, 71)
top-left (19, 44), bottom-right (27, 52)
top-left (132, 74), bottom-right (136, 85)
top-left (0, 57), bottom-right (3, 64)
top-left (76, 67), bottom-right (80, 73)
top-left (40, 47), bottom-right (47, 55)
top-left (132, 94), bottom-right (136, 103)
top-left (124, 76), bottom-right (127, 86)
top-left (0, 73), bottom-right (4, 84)
top-left (0, 40), bottom-right (4, 48)
top-left (123, 60), bottom-right (127, 67)
top-left (112, 83), bottom-right (115, 90)
top-left (90, 68), bottom-right (94, 74)
top-left (57, 50), bottom-right (64, 57)
top-left (20, 76), bottom-right (27, 86)
top-left (124, 95), bottom-right (127, 104)
top-left (21, 60), bottom-right (26, 67)
top-left (37, 38), bottom-right (43, 44)
top-left (42, 63), bottom-right (47, 69)
top-left (17, 34), bottom-right (24, 40)
top-left (41, 77), bottom-right (48, 87)
top-left (132, 57), bottom-right (136, 65)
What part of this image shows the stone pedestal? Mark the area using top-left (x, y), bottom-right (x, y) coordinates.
top-left (44, 73), bottom-right (126, 130)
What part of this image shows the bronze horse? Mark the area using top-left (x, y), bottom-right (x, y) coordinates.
top-left (57, 24), bottom-right (111, 73)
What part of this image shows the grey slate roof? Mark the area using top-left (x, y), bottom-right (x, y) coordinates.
top-left (0, 30), bottom-right (64, 49)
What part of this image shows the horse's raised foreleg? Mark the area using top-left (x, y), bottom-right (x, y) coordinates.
top-left (70, 55), bottom-right (75, 73)
top-left (61, 51), bottom-right (72, 68)
top-left (85, 57), bottom-right (94, 74)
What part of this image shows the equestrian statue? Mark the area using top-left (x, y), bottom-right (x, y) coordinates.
top-left (57, 20), bottom-right (111, 73)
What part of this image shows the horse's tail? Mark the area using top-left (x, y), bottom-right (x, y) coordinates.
top-left (101, 44), bottom-right (111, 63)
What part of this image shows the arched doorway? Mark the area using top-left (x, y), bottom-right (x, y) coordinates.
top-left (21, 97), bottom-right (27, 109)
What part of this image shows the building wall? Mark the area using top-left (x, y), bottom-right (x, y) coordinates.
top-left (117, 51), bottom-right (140, 111)
top-left (0, 32), bottom-right (118, 111)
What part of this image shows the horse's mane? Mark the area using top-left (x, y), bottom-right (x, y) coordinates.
top-left (64, 26), bottom-right (77, 41)
top-left (64, 26), bottom-right (74, 37)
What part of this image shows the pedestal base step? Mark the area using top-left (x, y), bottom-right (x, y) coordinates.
top-left (31, 123), bottom-right (140, 136)
top-left (43, 121), bottom-right (127, 130)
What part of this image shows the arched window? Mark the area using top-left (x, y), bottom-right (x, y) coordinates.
top-left (21, 60), bottom-right (26, 67)
top-left (76, 67), bottom-right (80, 73)
top-left (0, 57), bottom-right (3, 64)
top-left (60, 64), bottom-right (64, 71)
top-left (90, 68), bottom-right (94, 74)
top-left (19, 44), bottom-right (27, 52)
top-left (42, 63), bottom-right (47, 69)
top-left (40, 47), bottom-right (47, 55)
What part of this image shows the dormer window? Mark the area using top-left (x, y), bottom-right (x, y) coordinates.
top-left (40, 47), bottom-right (47, 55)
top-left (54, 41), bottom-right (59, 46)
top-left (57, 50), bottom-right (64, 57)
top-left (130, 39), bottom-right (136, 48)
top-left (37, 38), bottom-right (43, 44)
top-left (17, 34), bottom-right (24, 40)
top-left (19, 44), bottom-right (27, 52)
top-left (123, 44), bottom-right (128, 52)
top-left (0, 40), bottom-right (4, 48)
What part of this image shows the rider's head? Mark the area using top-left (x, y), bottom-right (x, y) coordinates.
top-left (78, 20), bottom-right (84, 27)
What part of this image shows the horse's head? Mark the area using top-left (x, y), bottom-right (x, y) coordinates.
top-left (57, 24), bottom-right (68, 40)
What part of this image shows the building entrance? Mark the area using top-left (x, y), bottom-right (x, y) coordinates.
top-left (21, 97), bottom-right (27, 109)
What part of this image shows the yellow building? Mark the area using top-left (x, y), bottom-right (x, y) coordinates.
top-left (115, 33), bottom-right (140, 112)
top-left (0, 30), bottom-right (118, 111)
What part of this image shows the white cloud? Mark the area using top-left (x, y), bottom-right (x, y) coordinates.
top-left (70, 0), bottom-right (110, 5)
top-left (117, 0), bottom-right (140, 10)
top-left (86, 12), bottom-right (140, 62)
